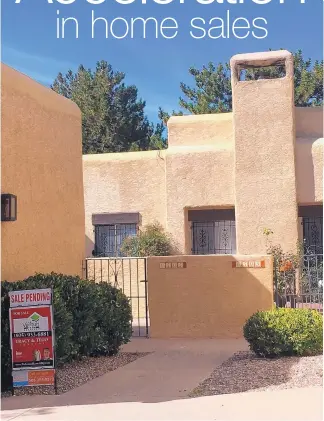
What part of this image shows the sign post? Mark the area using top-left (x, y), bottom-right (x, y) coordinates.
top-left (9, 289), bottom-right (56, 393)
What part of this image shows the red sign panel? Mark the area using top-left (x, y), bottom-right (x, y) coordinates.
top-left (9, 306), bottom-right (54, 370)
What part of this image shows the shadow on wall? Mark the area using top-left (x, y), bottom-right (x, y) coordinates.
top-left (85, 235), bottom-right (94, 259)
top-left (147, 254), bottom-right (274, 339)
top-left (296, 138), bottom-right (320, 204)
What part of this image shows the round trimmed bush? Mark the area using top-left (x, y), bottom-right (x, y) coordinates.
top-left (243, 308), bottom-right (323, 358)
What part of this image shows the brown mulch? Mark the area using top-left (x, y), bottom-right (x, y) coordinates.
top-left (189, 351), bottom-right (323, 397)
top-left (4, 352), bottom-right (149, 397)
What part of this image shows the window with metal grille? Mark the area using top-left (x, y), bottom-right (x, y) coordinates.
top-left (94, 224), bottom-right (137, 257)
top-left (191, 220), bottom-right (236, 255)
top-left (302, 216), bottom-right (323, 254)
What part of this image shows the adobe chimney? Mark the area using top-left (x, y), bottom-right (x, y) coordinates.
top-left (231, 50), bottom-right (298, 254)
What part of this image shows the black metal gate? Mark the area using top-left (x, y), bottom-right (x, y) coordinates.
top-left (84, 257), bottom-right (149, 337)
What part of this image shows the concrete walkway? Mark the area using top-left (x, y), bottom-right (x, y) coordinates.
top-left (2, 339), bottom-right (322, 420)
top-left (2, 338), bottom-right (247, 411)
top-left (2, 387), bottom-right (322, 421)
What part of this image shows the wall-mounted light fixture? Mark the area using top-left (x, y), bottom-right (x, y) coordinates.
top-left (1, 194), bottom-right (17, 222)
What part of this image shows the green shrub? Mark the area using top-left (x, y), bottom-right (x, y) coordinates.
top-left (243, 308), bottom-right (323, 358)
top-left (92, 283), bottom-right (132, 355)
top-left (1, 273), bottom-right (132, 390)
top-left (120, 222), bottom-right (174, 257)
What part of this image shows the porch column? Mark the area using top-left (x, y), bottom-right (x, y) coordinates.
top-left (231, 51), bottom-right (299, 254)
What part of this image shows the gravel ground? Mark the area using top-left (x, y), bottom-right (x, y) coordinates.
top-left (4, 352), bottom-right (149, 397)
top-left (189, 351), bottom-right (323, 397)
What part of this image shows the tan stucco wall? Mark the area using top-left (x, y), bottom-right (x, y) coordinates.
top-left (295, 107), bottom-right (323, 138)
top-left (83, 114), bottom-right (236, 256)
top-left (1, 64), bottom-right (85, 281)
top-left (147, 255), bottom-right (273, 338)
top-left (83, 51), bottom-right (323, 257)
top-left (165, 147), bottom-right (234, 253)
top-left (83, 151), bottom-right (167, 256)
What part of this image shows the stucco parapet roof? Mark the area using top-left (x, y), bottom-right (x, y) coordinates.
top-left (166, 144), bottom-right (233, 154)
top-left (2, 63), bottom-right (80, 117)
top-left (83, 149), bottom-right (166, 161)
top-left (168, 112), bottom-right (232, 126)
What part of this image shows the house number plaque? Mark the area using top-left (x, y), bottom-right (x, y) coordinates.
top-left (159, 262), bottom-right (187, 269)
top-left (232, 260), bottom-right (265, 268)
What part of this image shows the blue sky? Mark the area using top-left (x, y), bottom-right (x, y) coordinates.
top-left (2, 1), bottom-right (323, 123)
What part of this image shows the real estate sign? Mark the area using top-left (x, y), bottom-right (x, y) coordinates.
top-left (9, 289), bottom-right (55, 387)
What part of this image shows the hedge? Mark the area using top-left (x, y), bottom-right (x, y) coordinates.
top-left (1, 273), bottom-right (132, 390)
top-left (243, 308), bottom-right (323, 358)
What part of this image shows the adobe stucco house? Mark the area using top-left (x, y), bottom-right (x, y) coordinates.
top-left (1, 64), bottom-right (85, 281)
top-left (83, 50), bottom-right (323, 258)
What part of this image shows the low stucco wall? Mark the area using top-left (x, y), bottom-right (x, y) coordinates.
top-left (147, 255), bottom-right (273, 339)
top-left (1, 64), bottom-right (85, 281)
